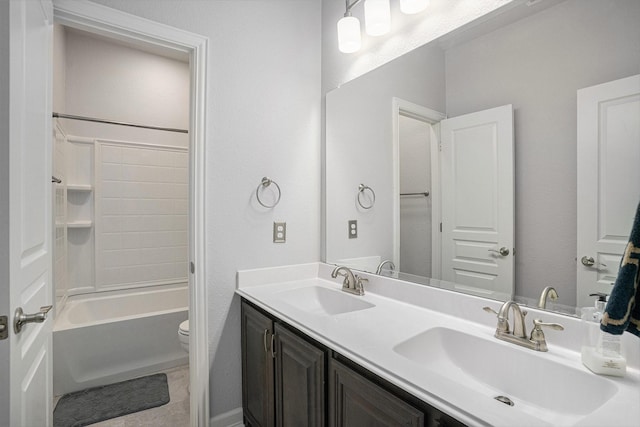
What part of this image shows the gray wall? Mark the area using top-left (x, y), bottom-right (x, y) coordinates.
top-left (87, 0), bottom-right (322, 418)
top-left (0, 1), bottom-right (10, 423)
top-left (445, 0), bottom-right (640, 305)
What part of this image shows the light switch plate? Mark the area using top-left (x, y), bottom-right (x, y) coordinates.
top-left (348, 220), bottom-right (358, 239)
top-left (273, 222), bottom-right (286, 243)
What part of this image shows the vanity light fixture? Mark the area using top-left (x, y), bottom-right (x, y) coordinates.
top-left (337, 12), bottom-right (362, 53)
top-left (337, 0), bottom-right (430, 53)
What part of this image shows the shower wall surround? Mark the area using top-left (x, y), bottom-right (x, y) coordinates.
top-left (55, 133), bottom-right (189, 295)
top-left (96, 142), bottom-right (188, 290)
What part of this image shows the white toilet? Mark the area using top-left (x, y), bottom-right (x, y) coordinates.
top-left (178, 320), bottom-right (189, 353)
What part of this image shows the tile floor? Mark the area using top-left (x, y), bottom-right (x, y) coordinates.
top-left (55, 365), bottom-right (190, 427)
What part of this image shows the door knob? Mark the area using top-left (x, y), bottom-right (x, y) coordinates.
top-left (488, 247), bottom-right (510, 256)
top-left (581, 256), bottom-right (607, 268)
top-left (14, 305), bottom-right (52, 334)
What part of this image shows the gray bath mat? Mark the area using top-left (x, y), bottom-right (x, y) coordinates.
top-left (53, 373), bottom-right (170, 427)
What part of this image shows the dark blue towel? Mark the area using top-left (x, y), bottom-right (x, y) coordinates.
top-left (601, 201), bottom-right (640, 337)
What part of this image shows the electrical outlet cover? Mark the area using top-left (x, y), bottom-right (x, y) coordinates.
top-left (273, 222), bottom-right (286, 243)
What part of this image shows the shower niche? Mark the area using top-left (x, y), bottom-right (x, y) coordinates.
top-left (53, 128), bottom-right (97, 301)
top-left (66, 137), bottom-right (96, 292)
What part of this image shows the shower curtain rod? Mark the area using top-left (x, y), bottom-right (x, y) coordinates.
top-left (52, 112), bottom-right (189, 134)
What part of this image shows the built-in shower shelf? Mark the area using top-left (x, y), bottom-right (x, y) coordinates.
top-left (67, 184), bottom-right (93, 192)
top-left (67, 220), bottom-right (93, 229)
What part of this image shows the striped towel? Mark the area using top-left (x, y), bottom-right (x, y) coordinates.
top-left (601, 201), bottom-right (640, 337)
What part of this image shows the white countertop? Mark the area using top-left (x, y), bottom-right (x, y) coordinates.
top-left (236, 262), bottom-right (640, 427)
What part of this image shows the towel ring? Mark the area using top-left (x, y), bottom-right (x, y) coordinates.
top-left (256, 177), bottom-right (281, 208)
top-left (357, 184), bottom-right (375, 210)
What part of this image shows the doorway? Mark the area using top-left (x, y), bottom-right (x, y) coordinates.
top-left (397, 114), bottom-right (436, 277)
top-left (52, 23), bottom-right (191, 424)
top-left (52, 2), bottom-right (209, 425)
top-left (392, 98), bottom-right (445, 279)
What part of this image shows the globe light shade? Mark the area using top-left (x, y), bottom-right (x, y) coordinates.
top-left (364, 0), bottom-right (391, 36)
top-left (337, 15), bottom-right (362, 53)
top-left (400, 0), bottom-right (430, 14)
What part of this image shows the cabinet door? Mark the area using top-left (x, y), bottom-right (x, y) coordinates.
top-left (274, 324), bottom-right (325, 427)
top-left (329, 358), bottom-right (424, 427)
top-left (242, 302), bottom-right (275, 427)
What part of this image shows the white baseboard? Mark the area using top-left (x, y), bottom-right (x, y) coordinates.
top-left (210, 407), bottom-right (244, 427)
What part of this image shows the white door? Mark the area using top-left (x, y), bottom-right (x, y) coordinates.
top-left (7, 1), bottom-right (54, 426)
top-left (440, 105), bottom-right (514, 299)
top-left (576, 74), bottom-right (640, 308)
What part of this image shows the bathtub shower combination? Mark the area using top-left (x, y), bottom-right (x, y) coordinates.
top-left (53, 286), bottom-right (188, 395)
top-left (52, 132), bottom-right (191, 396)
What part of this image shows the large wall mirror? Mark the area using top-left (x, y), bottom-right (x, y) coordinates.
top-left (324, 0), bottom-right (640, 314)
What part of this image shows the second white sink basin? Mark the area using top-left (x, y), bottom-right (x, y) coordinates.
top-left (277, 286), bottom-right (375, 316)
top-left (393, 327), bottom-right (618, 423)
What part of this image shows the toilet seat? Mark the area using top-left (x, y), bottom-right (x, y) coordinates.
top-left (179, 320), bottom-right (189, 336)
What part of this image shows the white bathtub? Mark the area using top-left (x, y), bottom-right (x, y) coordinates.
top-left (53, 286), bottom-right (188, 396)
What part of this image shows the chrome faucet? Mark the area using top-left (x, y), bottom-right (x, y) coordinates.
top-left (538, 286), bottom-right (559, 309)
top-left (331, 266), bottom-right (367, 296)
top-left (375, 260), bottom-right (395, 275)
top-left (484, 301), bottom-right (564, 352)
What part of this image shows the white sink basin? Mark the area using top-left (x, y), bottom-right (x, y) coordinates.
top-left (277, 286), bottom-right (375, 316)
top-left (393, 327), bottom-right (618, 422)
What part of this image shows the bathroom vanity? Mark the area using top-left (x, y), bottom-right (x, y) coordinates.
top-left (236, 263), bottom-right (640, 427)
top-left (241, 300), bottom-right (463, 427)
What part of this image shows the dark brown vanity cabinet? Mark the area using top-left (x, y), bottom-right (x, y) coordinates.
top-left (241, 301), bottom-right (325, 427)
top-left (241, 299), bottom-right (466, 427)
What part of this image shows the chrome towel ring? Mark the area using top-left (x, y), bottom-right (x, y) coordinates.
top-left (357, 184), bottom-right (375, 209)
top-left (256, 177), bottom-right (281, 208)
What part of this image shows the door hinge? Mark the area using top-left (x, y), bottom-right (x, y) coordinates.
top-left (0, 316), bottom-right (8, 340)
top-left (440, 222), bottom-right (442, 232)
top-left (190, 262), bottom-right (195, 274)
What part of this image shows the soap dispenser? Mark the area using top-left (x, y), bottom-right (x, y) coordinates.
top-left (581, 293), bottom-right (626, 377)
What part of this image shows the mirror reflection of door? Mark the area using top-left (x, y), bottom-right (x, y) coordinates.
top-left (440, 105), bottom-right (514, 299)
top-left (576, 74), bottom-right (640, 308)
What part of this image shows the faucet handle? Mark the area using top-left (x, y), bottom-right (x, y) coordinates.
top-left (532, 318), bottom-right (564, 332)
top-left (483, 306), bottom-right (498, 316)
top-left (355, 275), bottom-right (368, 286)
top-left (484, 306), bottom-right (510, 334)
top-left (530, 319), bottom-right (564, 351)
top-left (354, 275), bottom-right (367, 295)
